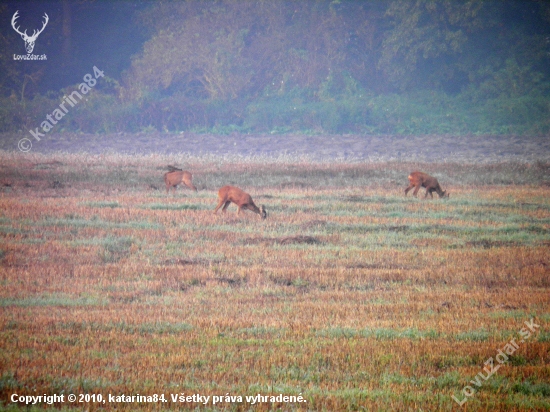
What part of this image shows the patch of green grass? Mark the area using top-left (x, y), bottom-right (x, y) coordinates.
top-left (55, 321), bottom-right (194, 335)
top-left (0, 293), bottom-right (108, 307)
top-left (83, 201), bottom-right (121, 208)
top-left (99, 236), bottom-right (135, 263)
top-left (320, 221), bottom-right (547, 248)
top-left (314, 327), bottom-right (441, 340)
top-left (505, 395), bottom-right (550, 410)
top-left (315, 327), bottom-right (358, 338)
top-left (512, 380), bottom-right (550, 397)
top-left (309, 327), bottom-right (534, 342)
top-left (455, 329), bottom-right (491, 342)
top-left (38, 217), bottom-right (162, 230)
top-left (536, 331), bottom-right (550, 342)
top-left (449, 198), bottom-right (550, 211)
top-left (141, 203), bottom-right (202, 210)
top-left (235, 327), bottom-right (286, 337)
top-left (0, 225), bottom-right (29, 236)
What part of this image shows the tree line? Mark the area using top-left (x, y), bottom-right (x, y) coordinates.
top-left (1, 0), bottom-right (549, 135)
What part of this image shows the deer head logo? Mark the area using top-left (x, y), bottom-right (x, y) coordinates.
top-left (11, 11), bottom-right (49, 54)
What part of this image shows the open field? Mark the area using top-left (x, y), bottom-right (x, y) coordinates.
top-left (0, 152), bottom-right (549, 411)
top-left (4, 132), bottom-right (550, 162)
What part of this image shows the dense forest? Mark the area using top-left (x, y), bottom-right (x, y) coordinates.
top-left (1, 0), bottom-right (550, 135)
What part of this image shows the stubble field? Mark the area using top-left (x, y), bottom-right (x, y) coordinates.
top-left (0, 152), bottom-right (549, 411)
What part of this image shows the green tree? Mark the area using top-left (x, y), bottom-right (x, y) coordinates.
top-left (121, 0), bottom-right (378, 102)
top-left (122, 1), bottom-right (282, 101)
top-left (379, 0), bottom-right (489, 91)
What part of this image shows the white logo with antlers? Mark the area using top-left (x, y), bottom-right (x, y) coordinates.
top-left (11, 10), bottom-right (49, 54)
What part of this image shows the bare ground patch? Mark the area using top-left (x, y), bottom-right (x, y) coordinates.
top-left (2, 132), bottom-right (549, 162)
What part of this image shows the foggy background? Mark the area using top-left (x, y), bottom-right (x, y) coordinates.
top-left (1, 0), bottom-right (549, 159)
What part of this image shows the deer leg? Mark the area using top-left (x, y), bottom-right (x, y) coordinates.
top-left (412, 186), bottom-right (421, 197)
top-left (404, 185), bottom-right (414, 196)
top-left (214, 199), bottom-right (225, 214)
top-left (183, 178), bottom-right (195, 191)
top-left (222, 201), bottom-right (231, 212)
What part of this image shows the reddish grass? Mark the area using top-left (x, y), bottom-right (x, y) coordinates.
top-left (0, 153), bottom-right (548, 411)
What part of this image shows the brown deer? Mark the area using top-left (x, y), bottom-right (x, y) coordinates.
top-left (164, 167), bottom-right (197, 194)
top-left (405, 171), bottom-right (449, 199)
top-left (214, 186), bottom-right (267, 219)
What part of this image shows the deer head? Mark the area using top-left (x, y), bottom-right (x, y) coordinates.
top-left (12, 11), bottom-right (49, 54)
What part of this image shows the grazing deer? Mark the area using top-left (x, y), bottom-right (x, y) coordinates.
top-left (164, 168), bottom-right (197, 194)
top-left (214, 186), bottom-right (267, 219)
top-left (405, 171), bottom-right (449, 199)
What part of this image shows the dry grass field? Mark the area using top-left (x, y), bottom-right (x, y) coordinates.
top-left (0, 152), bottom-right (549, 411)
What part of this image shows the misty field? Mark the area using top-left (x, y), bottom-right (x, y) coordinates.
top-left (0, 152), bottom-right (549, 411)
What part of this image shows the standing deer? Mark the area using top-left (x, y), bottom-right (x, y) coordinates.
top-left (164, 167), bottom-right (197, 194)
top-left (405, 171), bottom-right (449, 199)
top-left (214, 186), bottom-right (267, 219)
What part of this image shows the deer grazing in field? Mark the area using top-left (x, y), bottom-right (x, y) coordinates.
top-left (214, 186), bottom-right (267, 219)
top-left (164, 166), bottom-right (197, 194)
top-left (405, 171), bottom-right (449, 199)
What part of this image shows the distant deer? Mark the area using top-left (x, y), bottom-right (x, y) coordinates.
top-left (214, 186), bottom-right (267, 219)
top-left (164, 166), bottom-right (197, 194)
top-left (405, 171), bottom-right (449, 199)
